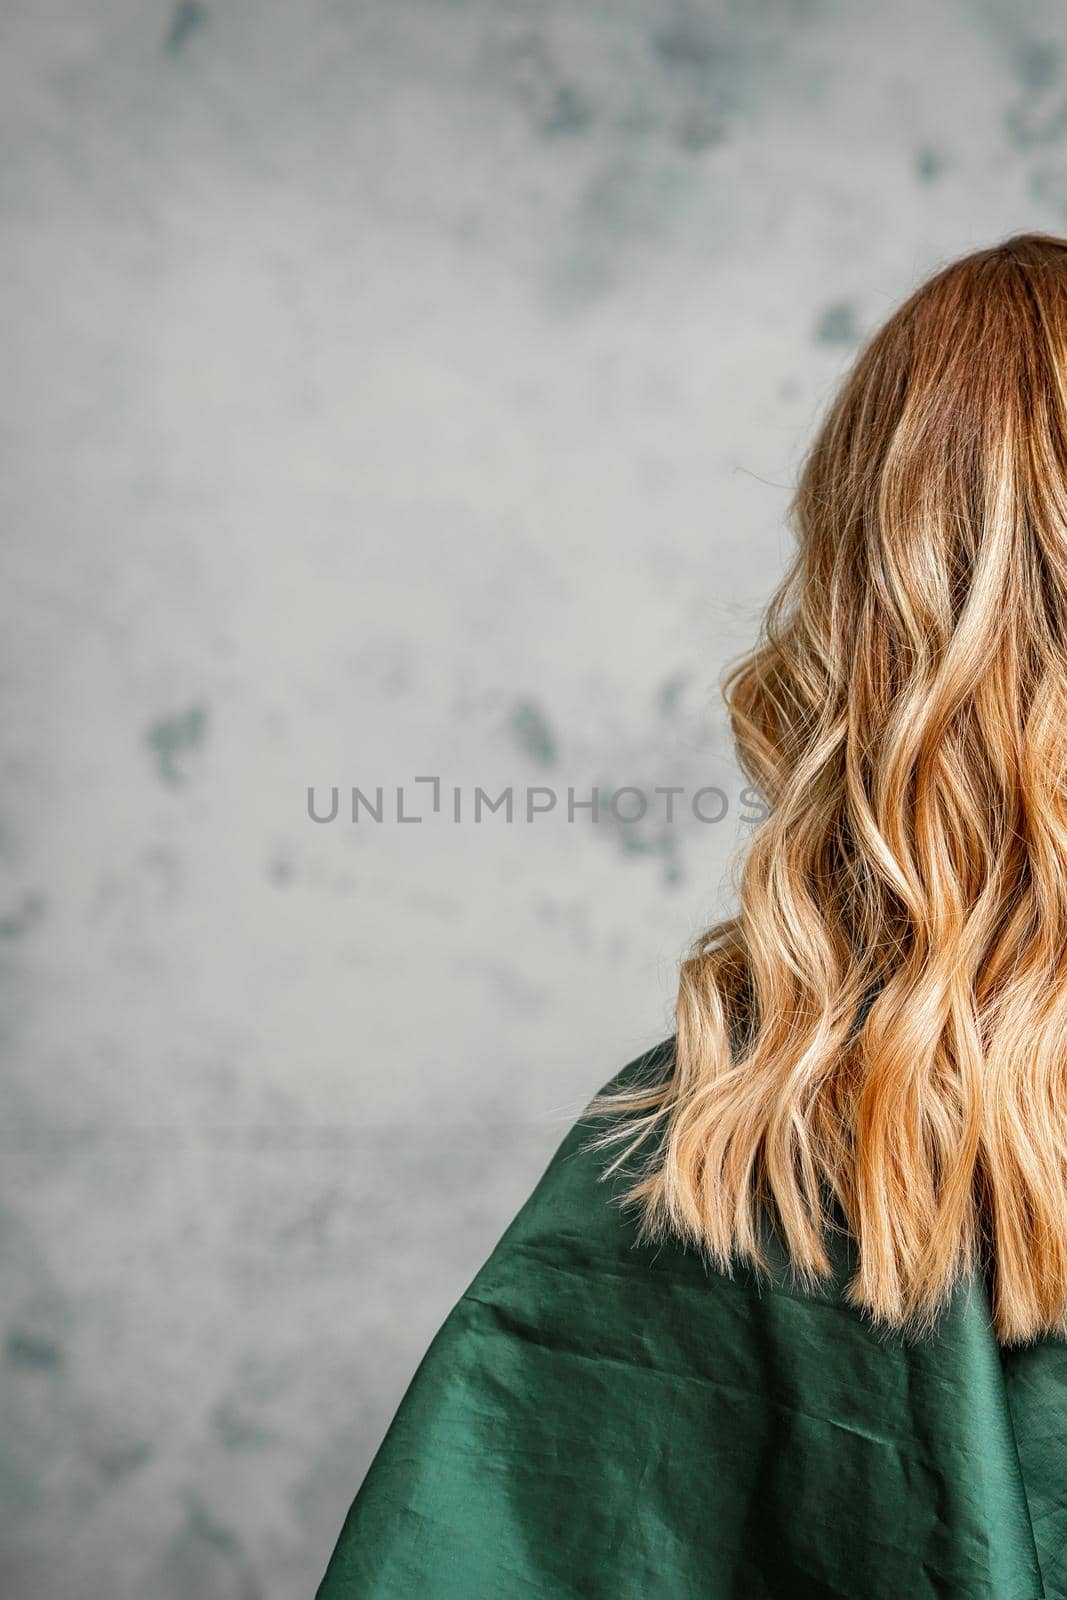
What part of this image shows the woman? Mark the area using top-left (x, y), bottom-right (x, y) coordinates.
top-left (318, 235), bottom-right (1067, 1599)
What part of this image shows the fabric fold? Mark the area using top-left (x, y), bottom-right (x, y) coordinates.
top-left (318, 1042), bottom-right (1057, 1599)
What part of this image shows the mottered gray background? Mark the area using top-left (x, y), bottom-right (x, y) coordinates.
top-left (2, 1), bottom-right (1063, 1594)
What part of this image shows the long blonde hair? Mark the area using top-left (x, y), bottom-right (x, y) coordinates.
top-left (596, 233), bottom-right (1067, 1345)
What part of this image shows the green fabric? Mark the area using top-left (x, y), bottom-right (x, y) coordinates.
top-left (318, 1041), bottom-right (1067, 1599)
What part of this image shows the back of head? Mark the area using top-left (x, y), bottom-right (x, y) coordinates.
top-left (600, 234), bottom-right (1067, 1345)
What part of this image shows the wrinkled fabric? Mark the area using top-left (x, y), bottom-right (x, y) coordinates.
top-left (317, 1041), bottom-right (1067, 1599)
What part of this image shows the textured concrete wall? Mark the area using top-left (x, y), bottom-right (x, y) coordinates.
top-left (2, 1), bottom-right (1063, 1594)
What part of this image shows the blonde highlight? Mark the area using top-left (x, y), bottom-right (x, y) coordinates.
top-left (594, 234), bottom-right (1067, 1345)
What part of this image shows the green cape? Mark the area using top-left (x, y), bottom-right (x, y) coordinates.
top-left (317, 1041), bottom-right (1067, 1599)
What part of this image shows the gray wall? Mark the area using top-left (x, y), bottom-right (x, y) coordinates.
top-left (2, 1), bottom-right (1061, 1594)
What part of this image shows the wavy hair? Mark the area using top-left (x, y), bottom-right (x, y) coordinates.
top-left (594, 233), bottom-right (1067, 1344)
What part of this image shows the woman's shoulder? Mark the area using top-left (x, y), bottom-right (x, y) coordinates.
top-left (474, 1035), bottom-right (676, 1273)
top-left (317, 1033), bottom-right (1057, 1600)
